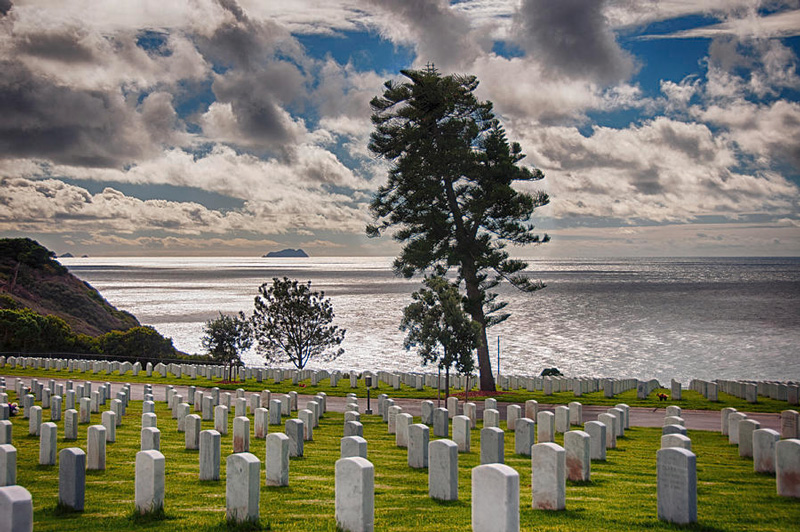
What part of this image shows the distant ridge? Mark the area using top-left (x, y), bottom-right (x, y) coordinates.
top-left (263, 248), bottom-right (309, 258)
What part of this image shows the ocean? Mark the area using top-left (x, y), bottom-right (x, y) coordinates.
top-left (59, 256), bottom-right (800, 385)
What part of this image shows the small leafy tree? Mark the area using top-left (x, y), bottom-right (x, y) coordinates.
top-left (252, 277), bottom-right (345, 370)
top-left (202, 311), bottom-right (253, 377)
top-left (400, 276), bottom-right (481, 398)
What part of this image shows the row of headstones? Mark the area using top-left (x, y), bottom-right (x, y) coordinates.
top-left (0, 355), bottom-right (281, 383)
top-left (5, 355), bottom-right (667, 401)
top-left (0, 441), bottom-right (308, 530)
top-left (687, 379), bottom-right (719, 401)
top-left (715, 379), bottom-right (799, 405)
top-left (340, 395), bottom-right (699, 531)
top-left (0, 380), bottom-right (330, 526)
top-left (0, 375), bottom-right (143, 531)
top-left (720, 407), bottom-right (800, 497)
top-left (157, 383), bottom-right (334, 525)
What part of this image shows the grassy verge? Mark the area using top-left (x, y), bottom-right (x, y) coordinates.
top-left (5, 387), bottom-right (799, 531)
top-left (1, 366), bottom-right (794, 412)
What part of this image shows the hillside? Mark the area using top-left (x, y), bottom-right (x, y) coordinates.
top-left (0, 238), bottom-right (140, 336)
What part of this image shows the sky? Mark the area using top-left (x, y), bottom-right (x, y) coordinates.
top-left (0, 0), bottom-right (799, 258)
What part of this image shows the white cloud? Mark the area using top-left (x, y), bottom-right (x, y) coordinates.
top-left (639, 8), bottom-right (800, 40)
top-left (0, 175), bottom-right (370, 237)
top-left (517, 117), bottom-right (798, 222)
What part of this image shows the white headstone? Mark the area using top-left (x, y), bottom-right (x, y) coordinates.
top-left (568, 402), bottom-right (582, 426)
top-left (199, 429), bottom-right (221, 481)
top-left (554, 406), bottom-right (569, 433)
top-left (0, 485), bottom-right (33, 532)
top-left (537, 411), bottom-right (555, 443)
top-left (728, 412), bottom-right (747, 444)
top-left (396, 413), bottom-right (413, 448)
top-left (0, 445), bottom-right (15, 486)
top-left (28, 406), bottom-right (42, 436)
top-left (428, 438), bottom-right (458, 501)
top-left (597, 414), bottom-right (617, 449)
top-left (185, 414), bottom-right (201, 451)
top-left (720, 407), bottom-right (736, 435)
top-left (38, 422), bottom-right (57, 465)
top-left (753, 428), bottom-right (780, 474)
top-left (584, 421), bottom-right (606, 461)
top-left (101, 411), bottom-right (116, 442)
top-left (480, 427), bottom-right (505, 465)
top-left (64, 409), bottom-right (78, 440)
top-left (781, 410), bottom-right (799, 439)
top-left (254, 408), bottom-right (268, 439)
top-left (564, 430), bottom-right (590, 482)
top-left (776, 439), bottom-right (800, 498)
top-left (663, 415), bottom-right (684, 427)
top-left (661, 434), bottom-right (692, 450)
top-left (226, 452), bottom-right (260, 524)
top-left (299, 409), bottom-right (314, 441)
top-left (141, 427), bottom-right (161, 451)
top-left (515, 417), bottom-right (535, 457)
top-left (87, 425), bottom-right (106, 470)
top-left (265, 433), bottom-right (290, 487)
top-left (0, 421), bottom-right (10, 445)
top-left (408, 424), bottom-right (429, 469)
top-left (135, 450), bottom-right (165, 515)
top-left (657, 447), bottom-right (697, 524)
top-left (420, 400), bottom-right (434, 425)
top-left (484, 409), bottom-right (500, 429)
top-left (507, 405), bottom-right (521, 431)
top-left (215, 405), bottom-right (228, 435)
top-left (335, 457), bottom-right (374, 532)
top-left (58, 448), bottom-right (85, 511)
top-left (525, 400), bottom-right (538, 421)
top-left (738, 418), bottom-right (761, 458)
top-left (532, 442), bottom-right (566, 510)
top-left (446, 396), bottom-right (458, 418)
top-left (433, 407), bottom-right (449, 437)
top-left (341, 436), bottom-right (368, 459)
top-left (286, 419), bottom-right (304, 458)
top-left (233, 416), bottom-right (250, 453)
top-left (471, 463), bottom-right (519, 532)
top-left (464, 402), bottom-right (477, 428)
top-left (453, 415), bottom-right (471, 453)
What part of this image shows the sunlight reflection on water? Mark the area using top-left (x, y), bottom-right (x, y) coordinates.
top-left (61, 256), bottom-right (800, 383)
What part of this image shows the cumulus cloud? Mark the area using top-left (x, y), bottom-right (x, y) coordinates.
top-left (517, 117), bottom-right (798, 223)
top-left (512, 0), bottom-right (636, 85)
top-left (0, 60), bottom-right (192, 167)
top-left (365, 0), bottom-right (487, 71)
top-left (696, 100), bottom-right (800, 169)
top-left (0, 176), bottom-right (369, 237)
top-left (1, 0), bottom-right (797, 257)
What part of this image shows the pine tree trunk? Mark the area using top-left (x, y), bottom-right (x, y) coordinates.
top-left (463, 272), bottom-right (496, 392)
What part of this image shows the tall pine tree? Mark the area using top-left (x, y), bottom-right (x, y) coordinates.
top-left (368, 67), bottom-right (549, 391)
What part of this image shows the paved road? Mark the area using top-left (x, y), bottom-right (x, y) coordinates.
top-left (3, 375), bottom-right (781, 432)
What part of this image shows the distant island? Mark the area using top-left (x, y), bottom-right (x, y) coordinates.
top-left (59, 252), bottom-right (74, 258)
top-left (263, 248), bottom-right (309, 258)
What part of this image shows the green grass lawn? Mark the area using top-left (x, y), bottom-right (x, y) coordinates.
top-left (5, 385), bottom-right (799, 531)
top-left (0, 365), bottom-right (794, 413)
